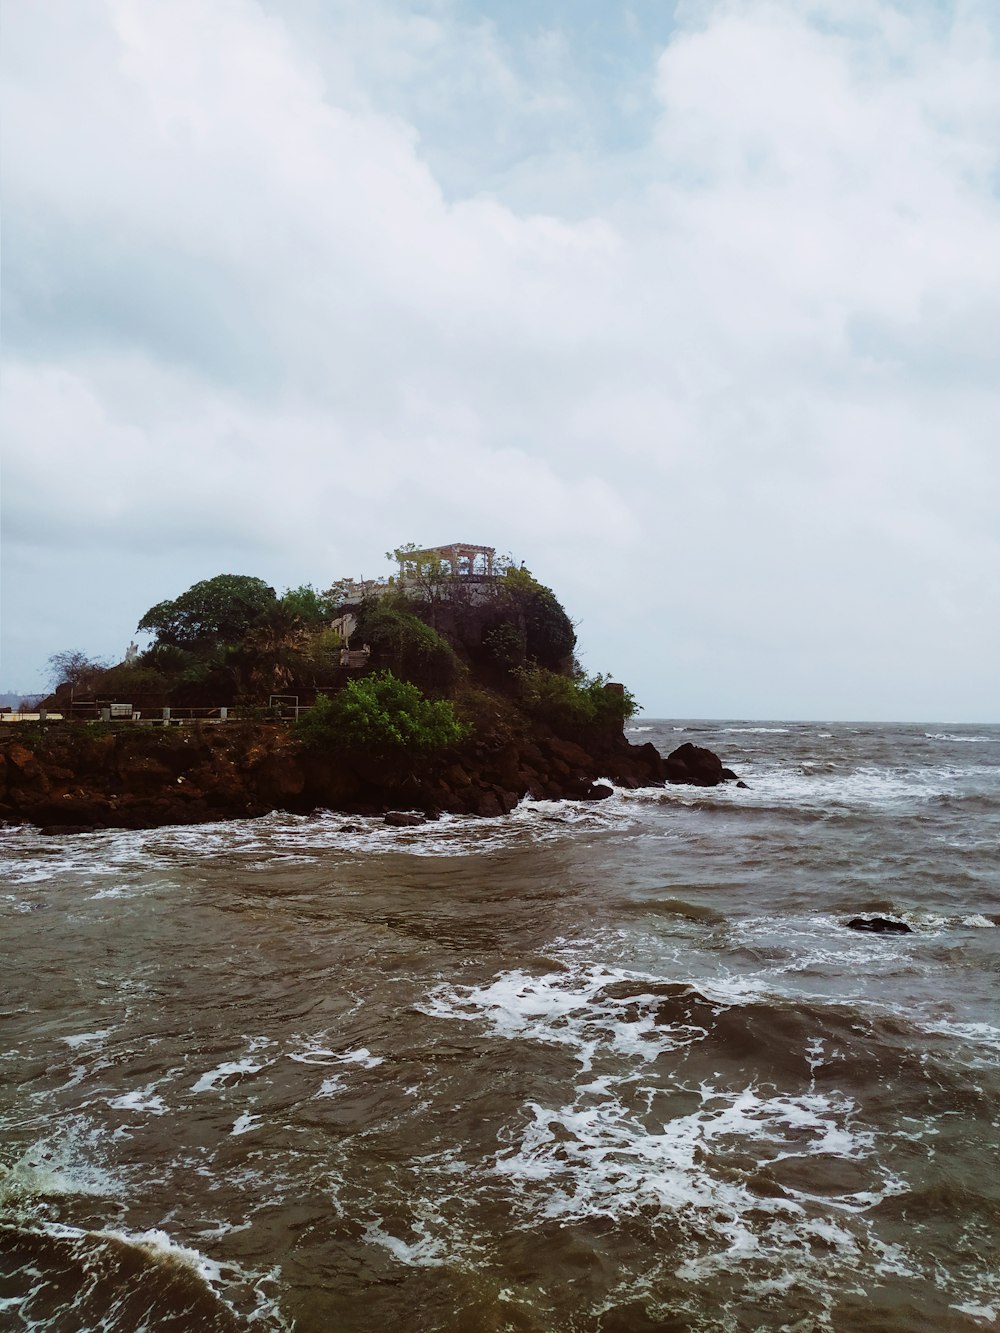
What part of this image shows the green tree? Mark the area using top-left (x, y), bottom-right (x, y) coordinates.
top-left (280, 584), bottom-right (336, 628)
top-left (295, 671), bottom-right (470, 759)
top-left (237, 600), bottom-right (312, 693)
top-left (137, 575), bottom-right (277, 651)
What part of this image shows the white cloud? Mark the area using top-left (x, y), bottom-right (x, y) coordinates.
top-left (2, 0), bottom-right (998, 718)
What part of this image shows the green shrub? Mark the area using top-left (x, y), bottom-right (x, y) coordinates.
top-left (295, 671), bottom-right (470, 759)
top-left (482, 619), bottom-right (527, 672)
top-left (93, 663), bottom-right (169, 696)
top-left (357, 607), bottom-right (460, 695)
top-left (517, 668), bottom-right (638, 732)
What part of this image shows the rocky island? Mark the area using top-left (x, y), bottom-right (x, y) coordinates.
top-left (1, 545), bottom-right (738, 833)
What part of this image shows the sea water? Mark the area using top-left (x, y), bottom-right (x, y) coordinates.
top-left (1, 721), bottom-right (997, 1331)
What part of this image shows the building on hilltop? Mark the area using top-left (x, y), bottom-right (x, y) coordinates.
top-left (329, 543), bottom-right (498, 610)
top-left (395, 543), bottom-right (495, 581)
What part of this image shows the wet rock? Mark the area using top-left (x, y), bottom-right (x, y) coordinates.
top-left (29, 796), bottom-right (113, 827)
top-left (339, 822), bottom-right (364, 833)
top-left (543, 737), bottom-right (593, 769)
top-left (383, 811), bottom-right (425, 827)
top-left (473, 791), bottom-right (505, 818)
top-left (736, 780), bottom-right (749, 789)
top-left (582, 780), bottom-right (613, 801)
top-left (846, 916), bottom-right (913, 934)
top-left (665, 742), bottom-right (737, 787)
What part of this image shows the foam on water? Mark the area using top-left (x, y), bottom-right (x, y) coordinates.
top-left (0, 1123), bottom-right (121, 1205)
top-left (108, 1084), bottom-right (168, 1116)
top-left (363, 1218), bottom-right (448, 1268)
top-left (421, 964), bottom-right (709, 1070)
top-left (190, 1058), bottom-right (269, 1094)
top-left (4, 1220), bottom-right (291, 1332)
top-left (61, 1029), bottom-right (114, 1049)
top-left (410, 956), bottom-right (942, 1315)
top-left (0, 795), bottom-right (642, 885)
top-left (2, 721), bottom-right (997, 1328)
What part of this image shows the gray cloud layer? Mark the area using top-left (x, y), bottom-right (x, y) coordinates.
top-left (3, 0), bottom-right (998, 719)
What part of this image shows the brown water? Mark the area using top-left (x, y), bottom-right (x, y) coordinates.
top-left (2, 721), bottom-right (998, 1331)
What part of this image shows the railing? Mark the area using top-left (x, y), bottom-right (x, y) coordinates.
top-left (1, 700), bottom-right (349, 726)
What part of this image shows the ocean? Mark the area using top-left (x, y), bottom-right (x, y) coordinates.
top-left (1, 720), bottom-right (997, 1332)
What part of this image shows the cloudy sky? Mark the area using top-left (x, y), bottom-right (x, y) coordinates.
top-left (2, 0), bottom-right (998, 720)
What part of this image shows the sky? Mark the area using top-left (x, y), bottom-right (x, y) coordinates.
top-left (2, 0), bottom-right (998, 721)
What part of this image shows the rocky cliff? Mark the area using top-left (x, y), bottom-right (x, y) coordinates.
top-left (0, 723), bottom-right (737, 834)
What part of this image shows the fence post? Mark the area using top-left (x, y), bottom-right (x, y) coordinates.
top-left (100, 708), bottom-right (111, 722)
top-left (163, 707), bottom-right (171, 723)
top-left (220, 706), bottom-right (228, 720)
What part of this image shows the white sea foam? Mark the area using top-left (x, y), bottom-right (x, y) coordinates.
top-left (289, 1044), bottom-right (383, 1068)
top-left (0, 801), bottom-right (636, 875)
top-left (0, 1125), bottom-right (121, 1203)
top-left (494, 1080), bottom-right (880, 1224)
top-left (363, 1218), bottom-right (448, 1267)
top-left (918, 1019), bottom-right (1000, 1058)
top-left (950, 1303), bottom-right (998, 1323)
top-left (925, 733), bottom-right (995, 743)
top-left (421, 964), bottom-right (708, 1072)
top-left (667, 758), bottom-right (971, 816)
top-left (421, 956), bottom-right (910, 1302)
top-left (315, 1076), bottom-right (345, 1098)
top-left (89, 882), bottom-right (151, 900)
top-left (94, 1225), bottom-right (291, 1330)
top-left (190, 1058), bottom-right (267, 1094)
top-left (722, 726), bottom-right (791, 734)
top-left (62, 1029), bottom-right (114, 1049)
top-left (231, 1111), bottom-right (263, 1136)
top-left (108, 1084), bottom-right (168, 1116)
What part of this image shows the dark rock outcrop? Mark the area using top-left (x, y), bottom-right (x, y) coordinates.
top-left (664, 742), bottom-right (738, 787)
top-left (846, 916), bottom-right (913, 934)
top-left (1, 722), bottom-right (738, 833)
top-left (384, 811), bottom-right (426, 827)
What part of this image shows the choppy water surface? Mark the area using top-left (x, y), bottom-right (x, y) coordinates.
top-left (1, 721), bottom-right (998, 1332)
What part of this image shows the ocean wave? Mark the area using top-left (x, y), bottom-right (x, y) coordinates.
top-left (0, 797), bottom-right (643, 879)
top-left (0, 1220), bottom-right (289, 1332)
top-left (417, 958), bottom-right (929, 1312)
top-left (924, 733), bottom-right (996, 743)
top-left (721, 726), bottom-right (792, 734)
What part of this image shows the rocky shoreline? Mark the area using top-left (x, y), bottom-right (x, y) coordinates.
top-left (0, 724), bottom-right (739, 835)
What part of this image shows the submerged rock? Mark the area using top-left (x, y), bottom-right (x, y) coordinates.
top-left (846, 916), bottom-right (913, 934)
top-left (383, 811), bottom-right (426, 827)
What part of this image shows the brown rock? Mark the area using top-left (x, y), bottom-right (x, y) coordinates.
top-left (543, 737), bottom-right (593, 769)
top-left (474, 791), bottom-right (505, 818)
top-left (665, 742), bottom-right (736, 787)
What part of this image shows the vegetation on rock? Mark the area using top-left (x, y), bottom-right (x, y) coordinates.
top-left (355, 606), bottom-right (461, 696)
top-left (516, 667), bottom-right (638, 731)
top-left (137, 575), bottom-right (278, 650)
top-left (43, 549), bottom-right (634, 754)
top-left (294, 671), bottom-right (469, 760)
